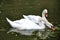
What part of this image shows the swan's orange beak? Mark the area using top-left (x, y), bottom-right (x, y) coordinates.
top-left (51, 26), bottom-right (55, 31)
top-left (45, 13), bottom-right (48, 17)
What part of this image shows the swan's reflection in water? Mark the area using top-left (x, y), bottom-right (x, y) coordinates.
top-left (7, 28), bottom-right (53, 39)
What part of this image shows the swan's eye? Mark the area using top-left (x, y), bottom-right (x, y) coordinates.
top-left (45, 13), bottom-right (48, 17)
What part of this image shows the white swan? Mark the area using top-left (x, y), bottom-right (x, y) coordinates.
top-left (6, 17), bottom-right (45, 30)
top-left (6, 9), bottom-right (55, 36)
top-left (6, 17), bottom-right (45, 35)
top-left (23, 9), bottom-right (55, 30)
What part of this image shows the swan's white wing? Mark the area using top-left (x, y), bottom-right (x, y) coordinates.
top-left (13, 19), bottom-right (45, 30)
top-left (23, 15), bottom-right (41, 23)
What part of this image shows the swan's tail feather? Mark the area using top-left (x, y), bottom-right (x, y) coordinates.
top-left (6, 17), bottom-right (13, 24)
top-left (6, 17), bottom-right (21, 28)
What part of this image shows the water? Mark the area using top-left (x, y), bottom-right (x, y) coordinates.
top-left (0, 0), bottom-right (60, 40)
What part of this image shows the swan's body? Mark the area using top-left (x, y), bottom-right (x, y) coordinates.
top-left (6, 17), bottom-right (45, 35)
top-left (6, 18), bottom-right (45, 30)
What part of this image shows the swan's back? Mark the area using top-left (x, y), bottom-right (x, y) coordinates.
top-left (23, 15), bottom-right (41, 23)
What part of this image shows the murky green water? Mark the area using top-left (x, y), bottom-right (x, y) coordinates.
top-left (0, 0), bottom-right (60, 40)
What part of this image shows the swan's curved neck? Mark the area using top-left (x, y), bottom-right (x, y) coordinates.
top-left (42, 12), bottom-right (48, 21)
top-left (42, 13), bottom-right (53, 28)
top-left (42, 12), bottom-right (46, 18)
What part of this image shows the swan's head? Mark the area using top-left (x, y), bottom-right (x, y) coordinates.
top-left (51, 26), bottom-right (55, 30)
top-left (46, 22), bottom-right (55, 31)
top-left (42, 9), bottom-right (48, 17)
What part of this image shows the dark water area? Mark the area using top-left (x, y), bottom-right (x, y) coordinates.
top-left (0, 0), bottom-right (60, 40)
